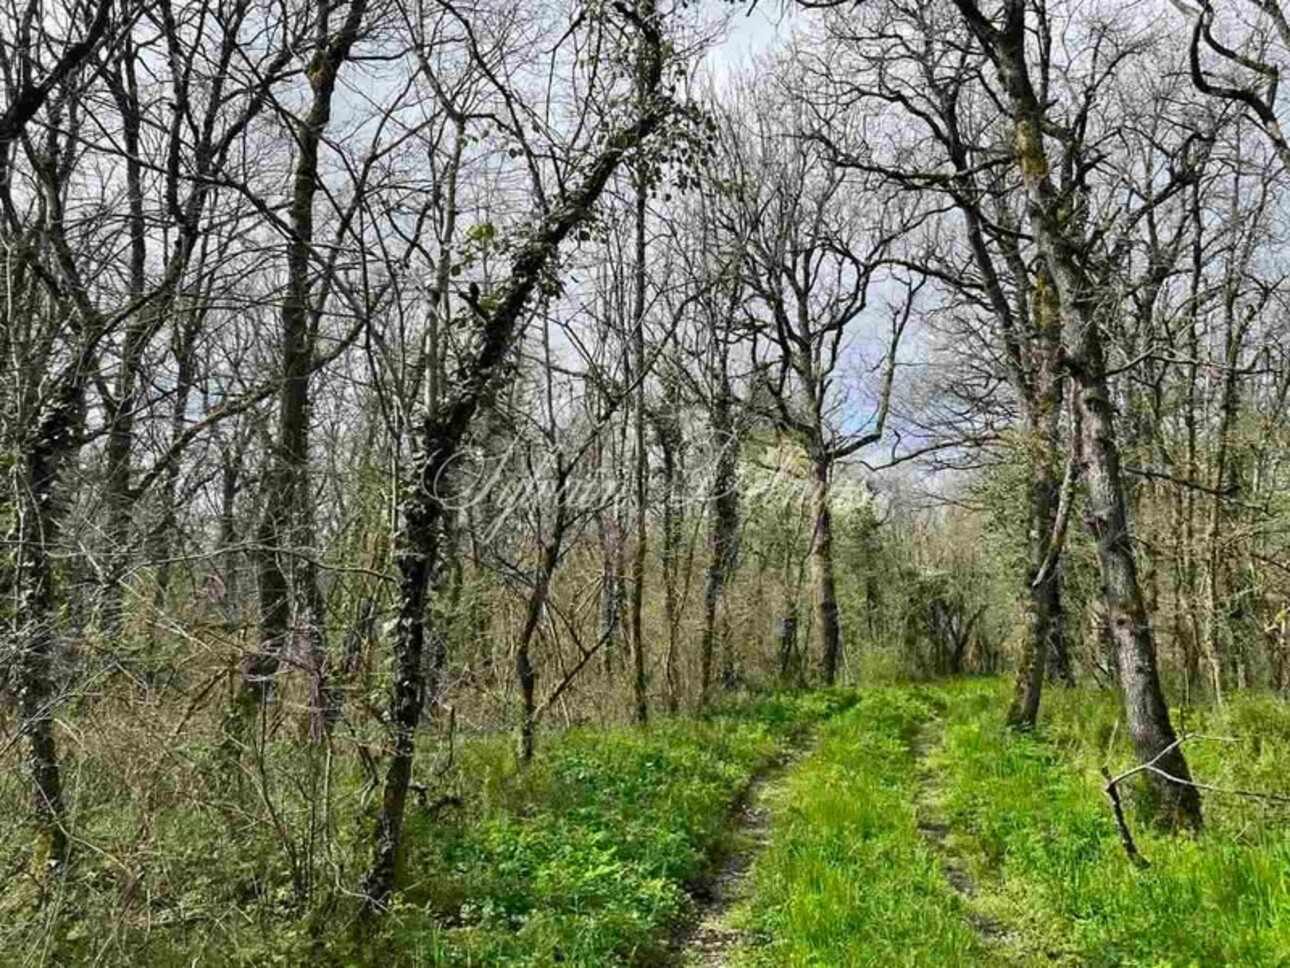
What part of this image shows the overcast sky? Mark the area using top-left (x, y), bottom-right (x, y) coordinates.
top-left (701, 3), bottom-right (801, 85)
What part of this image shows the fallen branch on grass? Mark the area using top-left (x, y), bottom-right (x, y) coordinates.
top-left (1101, 733), bottom-right (1290, 866)
top-left (1100, 765), bottom-right (1151, 868)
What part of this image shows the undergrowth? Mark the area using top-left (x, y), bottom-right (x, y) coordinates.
top-left (0, 690), bottom-right (854, 966)
top-left (931, 680), bottom-right (1290, 967)
top-left (7, 680), bottom-right (1287, 967)
top-left (374, 690), bottom-right (856, 967)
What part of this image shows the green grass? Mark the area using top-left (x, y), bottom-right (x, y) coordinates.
top-left (0, 689), bottom-right (855, 966)
top-left (7, 680), bottom-right (1288, 966)
top-left (931, 680), bottom-right (1290, 967)
top-left (731, 686), bottom-right (986, 966)
top-left (374, 690), bottom-right (858, 967)
top-left (729, 680), bottom-right (1290, 968)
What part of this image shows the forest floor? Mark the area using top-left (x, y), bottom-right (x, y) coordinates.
top-left (712, 680), bottom-right (1290, 967)
top-left (4, 681), bottom-right (1288, 966)
top-left (672, 735), bottom-right (813, 967)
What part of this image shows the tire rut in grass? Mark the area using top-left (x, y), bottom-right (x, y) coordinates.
top-left (912, 719), bottom-right (1017, 953)
top-left (671, 743), bottom-right (807, 967)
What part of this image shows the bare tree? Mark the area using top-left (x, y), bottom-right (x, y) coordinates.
top-left (720, 79), bottom-right (911, 685)
top-left (361, 0), bottom-right (678, 912)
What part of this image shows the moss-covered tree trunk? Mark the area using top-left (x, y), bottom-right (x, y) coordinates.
top-left (953, 0), bottom-right (1202, 829)
top-left (361, 9), bottom-right (671, 908)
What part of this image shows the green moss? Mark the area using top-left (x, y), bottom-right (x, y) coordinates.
top-left (1014, 118), bottom-right (1050, 181)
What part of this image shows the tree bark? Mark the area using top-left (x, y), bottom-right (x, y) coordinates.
top-left (242, 0), bottom-right (368, 734)
top-left (1007, 280), bottom-right (1069, 726)
top-left (100, 43), bottom-right (149, 644)
top-left (655, 391), bottom-right (683, 714)
top-left (516, 457), bottom-right (568, 762)
top-left (628, 159), bottom-right (649, 726)
top-left (812, 454), bottom-right (843, 685)
top-left (1077, 371), bottom-right (1202, 827)
top-left (954, 0), bottom-right (1202, 830)
top-left (947, 107), bottom-right (1073, 712)
top-left (361, 11), bottom-right (671, 908)
top-left (12, 387), bottom-right (83, 870)
top-left (1008, 434), bottom-right (1062, 727)
top-left (699, 373), bottom-right (739, 707)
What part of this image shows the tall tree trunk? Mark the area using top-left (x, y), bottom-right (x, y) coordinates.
top-left (1008, 438), bottom-right (1061, 727)
top-left (699, 375), bottom-right (738, 707)
top-left (959, 0), bottom-right (1202, 830)
top-left (596, 387), bottom-right (626, 677)
top-left (150, 325), bottom-right (199, 637)
top-left (955, 148), bottom-right (1072, 711)
top-left (811, 454), bottom-right (842, 685)
top-left (101, 43), bottom-right (149, 646)
top-left (1043, 568), bottom-right (1074, 685)
top-left (1202, 292), bottom-right (1249, 703)
top-left (1178, 181), bottom-right (1204, 694)
top-left (241, 0), bottom-right (368, 733)
top-left (218, 438), bottom-right (244, 628)
top-left (12, 388), bottom-right (83, 870)
top-left (628, 162), bottom-right (649, 726)
top-left (1007, 283), bottom-right (1069, 726)
top-left (361, 16), bottom-right (670, 907)
top-left (655, 397), bottom-right (683, 714)
top-left (363, 448), bottom-right (438, 912)
top-left (516, 458), bottom-right (567, 762)
top-left (1076, 368), bottom-right (1202, 827)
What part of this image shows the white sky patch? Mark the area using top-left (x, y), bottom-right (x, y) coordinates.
top-left (700, 2), bottom-right (800, 87)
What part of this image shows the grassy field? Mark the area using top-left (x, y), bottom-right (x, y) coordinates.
top-left (3, 681), bottom-right (1287, 966)
top-left (729, 680), bottom-right (1290, 967)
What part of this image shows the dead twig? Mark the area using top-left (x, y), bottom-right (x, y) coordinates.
top-left (1101, 765), bottom-right (1151, 868)
top-left (1101, 733), bottom-right (1290, 866)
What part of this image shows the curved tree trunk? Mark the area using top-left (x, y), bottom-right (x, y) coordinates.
top-left (516, 457), bottom-right (568, 763)
top-left (361, 16), bottom-right (671, 908)
top-left (1077, 371), bottom-right (1203, 828)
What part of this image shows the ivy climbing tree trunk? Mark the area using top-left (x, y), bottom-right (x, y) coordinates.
top-left (361, 4), bottom-right (671, 910)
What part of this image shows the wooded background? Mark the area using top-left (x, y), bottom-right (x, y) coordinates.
top-left (3, 0), bottom-right (1290, 949)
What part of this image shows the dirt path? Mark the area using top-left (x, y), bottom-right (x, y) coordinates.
top-left (672, 745), bottom-right (807, 967)
top-left (912, 719), bottom-right (1020, 958)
